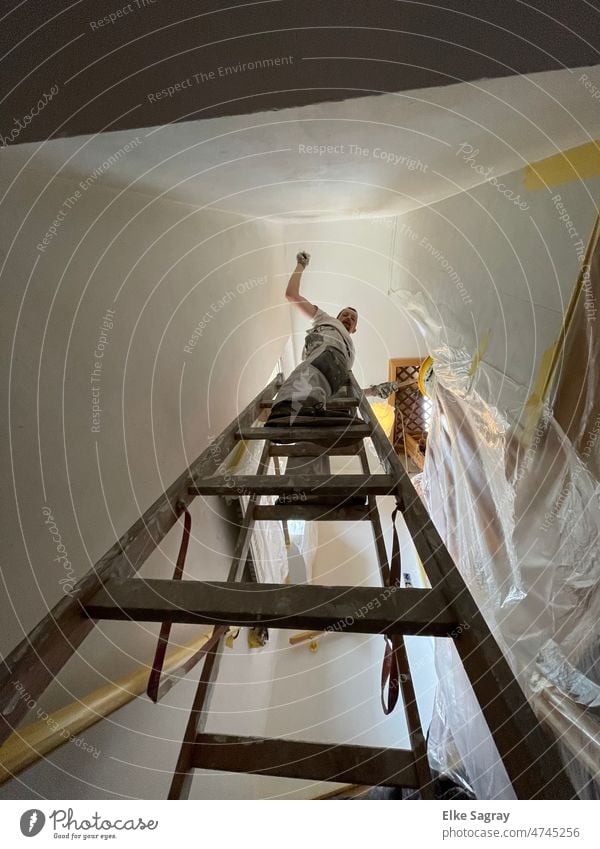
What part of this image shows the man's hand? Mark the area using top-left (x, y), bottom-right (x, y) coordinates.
top-left (364, 376), bottom-right (417, 399)
top-left (364, 380), bottom-right (400, 399)
top-left (286, 250), bottom-right (317, 319)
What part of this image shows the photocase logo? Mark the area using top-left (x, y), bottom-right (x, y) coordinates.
top-left (20, 810), bottom-right (46, 837)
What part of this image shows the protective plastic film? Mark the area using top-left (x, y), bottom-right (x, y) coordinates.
top-left (394, 252), bottom-right (600, 799)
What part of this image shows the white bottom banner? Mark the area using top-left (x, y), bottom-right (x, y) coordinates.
top-left (0, 799), bottom-right (597, 847)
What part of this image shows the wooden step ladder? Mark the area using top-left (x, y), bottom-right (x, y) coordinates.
top-left (0, 372), bottom-right (574, 799)
top-left (83, 373), bottom-right (574, 800)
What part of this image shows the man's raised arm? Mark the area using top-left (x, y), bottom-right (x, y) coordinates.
top-left (285, 251), bottom-right (317, 319)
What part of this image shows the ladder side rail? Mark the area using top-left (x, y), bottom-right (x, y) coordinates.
top-left (358, 444), bottom-right (434, 797)
top-left (167, 545), bottom-right (262, 798)
top-left (219, 442), bottom-right (273, 582)
top-left (168, 641), bottom-right (223, 800)
top-left (152, 499), bottom-right (260, 705)
top-left (393, 636), bottom-right (434, 798)
top-left (271, 454), bottom-right (291, 546)
top-left (153, 629), bottom-right (224, 704)
top-left (168, 441), bottom-right (272, 796)
top-left (352, 374), bottom-right (575, 799)
top-left (351, 373), bottom-right (443, 588)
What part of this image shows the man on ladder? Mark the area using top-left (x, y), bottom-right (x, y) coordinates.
top-left (266, 251), bottom-right (397, 426)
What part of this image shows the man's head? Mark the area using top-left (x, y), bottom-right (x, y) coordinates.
top-left (337, 307), bottom-right (358, 334)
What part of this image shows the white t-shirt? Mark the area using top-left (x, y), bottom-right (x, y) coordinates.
top-left (303, 306), bottom-right (355, 367)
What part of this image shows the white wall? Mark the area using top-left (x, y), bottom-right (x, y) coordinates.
top-left (387, 168), bottom-right (600, 410)
top-left (0, 162), bottom-right (292, 799)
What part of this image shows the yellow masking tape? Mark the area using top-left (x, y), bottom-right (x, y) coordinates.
top-left (468, 330), bottom-right (490, 377)
top-left (524, 141), bottom-right (600, 191)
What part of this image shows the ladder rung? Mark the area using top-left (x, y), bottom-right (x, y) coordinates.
top-left (85, 579), bottom-right (457, 636)
top-left (189, 474), bottom-right (396, 497)
top-left (191, 733), bottom-right (419, 788)
top-left (237, 425), bottom-right (372, 442)
top-left (253, 505), bottom-right (370, 521)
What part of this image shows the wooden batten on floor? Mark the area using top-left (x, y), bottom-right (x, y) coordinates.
top-left (0, 632), bottom-right (214, 784)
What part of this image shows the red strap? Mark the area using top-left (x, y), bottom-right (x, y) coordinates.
top-left (147, 507), bottom-right (192, 702)
top-left (381, 636), bottom-right (402, 714)
top-left (151, 626), bottom-right (227, 703)
top-left (380, 505), bottom-right (402, 714)
top-left (389, 506), bottom-right (401, 589)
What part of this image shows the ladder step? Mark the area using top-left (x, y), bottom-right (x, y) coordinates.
top-left (191, 733), bottom-right (419, 788)
top-left (260, 398), bottom-right (360, 409)
top-left (85, 579), bottom-right (457, 636)
top-left (189, 474), bottom-right (396, 497)
top-left (265, 415), bottom-right (362, 427)
top-left (237, 425), bottom-right (372, 442)
top-left (253, 505), bottom-right (370, 521)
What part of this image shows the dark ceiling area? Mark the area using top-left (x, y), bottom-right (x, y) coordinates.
top-left (2, 0), bottom-right (599, 145)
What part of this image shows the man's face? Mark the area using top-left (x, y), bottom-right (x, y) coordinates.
top-left (337, 307), bottom-right (358, 334)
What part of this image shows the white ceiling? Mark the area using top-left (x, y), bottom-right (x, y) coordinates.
top-left (3, 65), bottom-right (599, 222)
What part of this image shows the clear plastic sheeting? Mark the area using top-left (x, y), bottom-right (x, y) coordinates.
top-left (427, 639), bottom-right (513, 798)
top-left (394, 279), bottom-right (600, 799)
